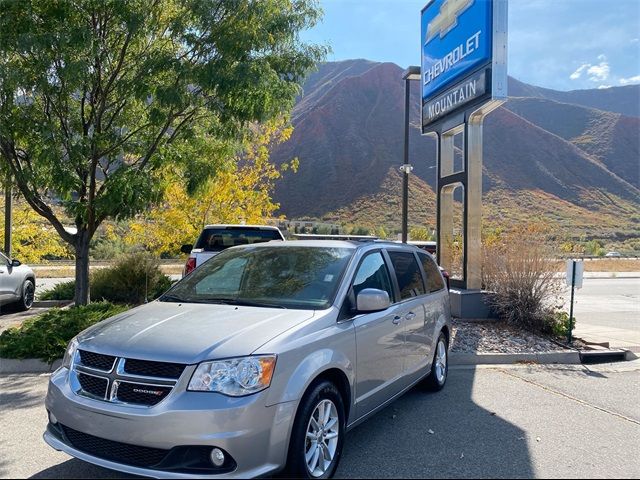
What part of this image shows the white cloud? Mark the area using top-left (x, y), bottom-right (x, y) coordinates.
top-left (570, 63), bottom-right (589, 80)
top-left (619, 75), bottom-right (640, 85)
top-left (570, 56), bottom-right (610, 83)
top-left (586, 55), bottom-right (610, 82)
top-left (597, 85), bottom-right (612, 89)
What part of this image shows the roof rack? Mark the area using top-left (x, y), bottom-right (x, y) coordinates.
top-left (293, 234), bottom-right (379, 242)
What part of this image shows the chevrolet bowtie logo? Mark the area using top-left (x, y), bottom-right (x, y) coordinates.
top-left (425, 0), bottom-right (474, 45)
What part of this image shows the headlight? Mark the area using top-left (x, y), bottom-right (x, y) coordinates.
top-left (188, 355), bottom-right (276, 396)
top-left (62, 338), bottom-right (79, 369)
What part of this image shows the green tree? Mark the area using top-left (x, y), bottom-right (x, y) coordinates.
top-left (0, 0), bottom-right (324, 304)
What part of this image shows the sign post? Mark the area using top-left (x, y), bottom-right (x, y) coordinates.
top-left (420, 0), bottom-right (507, 317)
top-left (565, 260), bottom-right (584, 344)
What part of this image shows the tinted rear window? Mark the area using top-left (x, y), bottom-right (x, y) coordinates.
top-left (388, 251), bottom-right (425, 300)
top-left (195, 228), bottom-right (283, 251)
top-left (418, 252), bottom-right (445, 293)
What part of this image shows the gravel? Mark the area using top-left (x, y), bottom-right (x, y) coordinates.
top-left (450, 318), bottom-right (573, 354)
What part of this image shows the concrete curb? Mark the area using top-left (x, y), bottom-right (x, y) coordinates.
top-left (0, 358), bottom-right (61, 374)
top-left (32, 300), bottom-right (73, 308)
top-left (450, 351), bottom-right (582, 365)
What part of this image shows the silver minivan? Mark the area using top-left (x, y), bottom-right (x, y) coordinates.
top-left (44, 240), bottom-right (451, 478)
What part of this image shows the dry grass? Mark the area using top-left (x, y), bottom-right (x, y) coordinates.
top-left (551, 258), bottom-right (640, 272)
top-left (32, 263), bottom-right (184, 278)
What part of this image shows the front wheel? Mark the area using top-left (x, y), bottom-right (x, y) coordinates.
top-left (16, 279), bottom-right (35, 311)
top-left (284, 381), bottom-right (345, 479)
top-left (422, 331), bottom-right (448, 391)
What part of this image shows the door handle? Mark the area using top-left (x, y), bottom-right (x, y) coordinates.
top-left (405, 312), bottom-right (416, 321)
top-left (392, 315), bottom-right (402, 325)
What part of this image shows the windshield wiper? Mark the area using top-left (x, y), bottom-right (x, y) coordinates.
top-left (209, 298), bottom-right (287, 309)
top-left (159, 294), bottom-right (186, 303)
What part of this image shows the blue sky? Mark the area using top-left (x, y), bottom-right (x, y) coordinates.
top-left (301, 0), bottom-right (640, 91)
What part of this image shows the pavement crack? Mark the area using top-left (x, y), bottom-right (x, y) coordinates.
top-left (497, 368), bottom-right (640, 427)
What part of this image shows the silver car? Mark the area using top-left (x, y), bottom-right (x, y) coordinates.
top-left (0, 251), bottom-right (36, 312)
top-left (44, 241), bottom-right (451, 479)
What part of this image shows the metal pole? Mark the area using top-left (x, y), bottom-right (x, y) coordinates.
top-left (401, 78), bottom-right (410, 243)
top-left (567, 260), bottom-right (576, 344)
top-left (3, 178), bottom-right (11, 257)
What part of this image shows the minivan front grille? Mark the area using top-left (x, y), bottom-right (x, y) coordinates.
top-left (123, 358), bottom-right (186, 379)
top-left (61, 424), bottom-right (168, 468)
top-left (77, 372), bottom-right (109, 398)
top-left (78, 350), bottom-right (116, 371)
top-left (115, 381), bottom-right (173, 406)
top-left (72, 353), bottom-right (187, 407)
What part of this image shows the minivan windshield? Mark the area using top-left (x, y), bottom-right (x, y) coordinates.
top-left (195, 227), bottom-right (283, 252)
top-left (161, 246), bottom-right (354, 310)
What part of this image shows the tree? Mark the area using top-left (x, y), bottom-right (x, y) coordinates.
top-left (0, 0), bottom-right (324, 304)
top-left (125, 117), bottom-right (297, 256)
top-left (0, 195), bottom-right (71, 263)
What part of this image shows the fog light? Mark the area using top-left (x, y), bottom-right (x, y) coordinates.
top-left (210, 448), bottom-right (225, 467)
top-left (48, 412), bottom-right (58, 425)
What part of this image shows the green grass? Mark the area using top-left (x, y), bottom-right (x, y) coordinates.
top-left (0, 302), bottom-right (128, 364)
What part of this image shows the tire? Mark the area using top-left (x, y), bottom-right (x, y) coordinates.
top-left (422, 331), bottom-right (448, 391)
top-left (16, 279), bottom-right (35, 311)
top-left (284, 380), bottom-right (346, 479)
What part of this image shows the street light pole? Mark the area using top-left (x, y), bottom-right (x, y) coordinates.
top-left (401, 66), bottom-right (421, 243)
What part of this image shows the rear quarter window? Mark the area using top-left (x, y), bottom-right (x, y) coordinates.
top-left (388, 251), bottom-right (426, 300)
top-left (418, 252), bottom-right (445, 293)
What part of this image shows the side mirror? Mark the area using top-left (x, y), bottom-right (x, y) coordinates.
top-left (180, 244), bottom-right (193, 255)
top-left (356, 288), bottom-right (391, 313)
top-left (11, 259), bottom-right (21, 267)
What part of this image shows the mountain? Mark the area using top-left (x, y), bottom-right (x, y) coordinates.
top-left (507, 77), bottom-right (640, 118)
top-left (271, 60), bottom-right (640, 240)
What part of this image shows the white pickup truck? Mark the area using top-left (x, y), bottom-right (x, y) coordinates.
top-left (180, 224), bottom-right (285, 276)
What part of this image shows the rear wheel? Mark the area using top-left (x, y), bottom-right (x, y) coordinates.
top-left (16, 279), bottom-right (35, 311)
top-left (284, 380), bottom-right (345, 479)
top-left (422, 331), bottom-right (448, 391)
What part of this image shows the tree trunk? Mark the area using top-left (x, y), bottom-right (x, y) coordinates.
top-left (74, 230), bottom-right (91, 306)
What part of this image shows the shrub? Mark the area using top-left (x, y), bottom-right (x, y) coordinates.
top-left (0, 302), bottom-right (128, 364)
top-left (37, 253), bottom-right (172, 304)
top-left (483, 223), bottom-right (564, 334)
top-left (39, 280), bottom-right (75, 301)
top-left (543, 310), bottom-right (574, 339)
top-left (91, 253), bottom-right (172, 304)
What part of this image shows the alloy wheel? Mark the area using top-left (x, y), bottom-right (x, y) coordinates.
top-left (304, 399), bottom-right (340, 477)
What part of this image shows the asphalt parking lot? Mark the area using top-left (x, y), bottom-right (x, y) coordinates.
top-left (1, 362), bottom-right (639, 479)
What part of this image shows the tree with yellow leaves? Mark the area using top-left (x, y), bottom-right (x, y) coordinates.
top-left (126, 118), bottom-right (297, 256)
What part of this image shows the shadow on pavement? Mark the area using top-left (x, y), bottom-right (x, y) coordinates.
top-left (30, 459), bottom-right (137, 479)
top-left (0, 375), bottom-right (47, 411)
top-left (335, 367), bottom-right (534, 478)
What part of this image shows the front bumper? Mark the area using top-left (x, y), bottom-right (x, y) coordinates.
top-left (44, 367), bottom-right (297, 479)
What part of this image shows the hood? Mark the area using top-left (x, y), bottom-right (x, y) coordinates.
top-left (76, 301), bottom-right (315, 364)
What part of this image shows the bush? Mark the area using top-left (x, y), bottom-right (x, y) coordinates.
top-left (0, 302), bottom-right (128, 363)
top-left (483, 223), bottom-right (564, 334)
top-left (543, 310), bottom-right (574, 339)
top-left (91, 253), bottom-right (172, 304)
top-left (38, 253), bottom-right (172, 304)
top-left (39, 280), bottom-right (75, 301)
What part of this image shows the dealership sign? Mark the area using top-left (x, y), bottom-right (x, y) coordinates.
top-left (421, 0), bottom-right (507, 130)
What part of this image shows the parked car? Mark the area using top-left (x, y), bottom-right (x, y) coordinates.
top-left (0, 251), bottom-right (35, 312)
top-left (44, 240), bottom-right (451, 479)
top-left (180, 224), bottom-right (285, 276)
top-left (605, 251), bottom-right (622, 258)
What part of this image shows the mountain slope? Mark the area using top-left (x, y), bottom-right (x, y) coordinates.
top-left (508, 77), bottom-right (640, 117)
top-left (271, 60), bottom-right (640, 238)
top-left (505, 98), bottom-right (640, 188)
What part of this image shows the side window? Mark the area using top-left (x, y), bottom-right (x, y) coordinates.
top-left (418, 252), bottom-right (446, 293)
top-left (352, 252), bottom-right (394, 302)
top-left (388, 251), bottom-right (426, 300)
